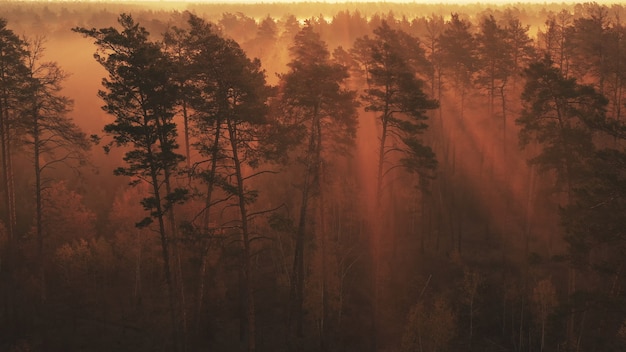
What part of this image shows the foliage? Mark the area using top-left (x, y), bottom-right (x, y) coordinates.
top-left (401, 298), bottom-right (456, 352)
top-left (517, 56), bottom-right (607, 193)
top-left (438, 13), bottom-right (476, 96)
top-left (354, 20), bottom-right (438, 197)
top-left (3, 5), bottom-right (626, 352)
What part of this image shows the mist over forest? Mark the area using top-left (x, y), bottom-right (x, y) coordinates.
top-left (1, 1), bottom-right (626, 351)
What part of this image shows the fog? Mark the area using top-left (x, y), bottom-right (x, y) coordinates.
top-left (1, 1), bottom-right (625, 351)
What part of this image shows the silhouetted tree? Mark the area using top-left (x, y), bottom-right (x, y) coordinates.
top-left (163, 17), bottom-right (196, 167)
top-left (219, 46), bottom-right (273, 352)
top-left (560, 107), bottom-right (626, 351)
top-left (500, 14), bottom-right (535, 154)
top-left (74, 14), bottom-right (187, 351)
top-left (439, 13), bottom-right (476, 117)
top-left (518, 57), bottom-right (606, 201)
top-left (0, 19), bottom-right (28, 337)
top-left (219, 12), bottom-right (257, 46)
top-left (353, 20), bottom-right (438, 352)
top-left (22, 36), bottom-right (90, 302)
top-left (502, 12), bottom-right (535, 89)
top-left (250, 15), bottom-right (278, 57)
top-left (531, 278), bottom-right (557, 352)
top-left (200, 22), bottom-right (271, 352)
top-left (166, 14), bottom-right (226, 333)
top-left (354, 21), bottom-right (437, 206)
top-left (476, 15), bottom-right (511, 119)
top-left (568, 4), bottom-right (626, 121)
top-left (569, 4), bottom-right (611, 94)
top-left (0, 18), bottom-right (27, 255)
top-left (517, 56), bottom-right (608, 348)
top-left (424, 14), bottom-right (444, 102)
top-left (277, 21), bottom-right (357, 347)
top-left (537, 10), bottom-right (573, 74)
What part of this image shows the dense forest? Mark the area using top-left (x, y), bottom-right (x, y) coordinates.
top-left (1, 1), bottom-right (626, 351)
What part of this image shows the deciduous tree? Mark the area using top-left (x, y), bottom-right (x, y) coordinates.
top-left (22, 36), bottom-right (90, 302)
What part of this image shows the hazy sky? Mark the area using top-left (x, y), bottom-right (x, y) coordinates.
top-left (30, 0), bottom-right (603, 3)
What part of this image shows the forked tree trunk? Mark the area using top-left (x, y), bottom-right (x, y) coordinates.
top-left (156, 113), bottom-right (187, 351)
top-left (147, 149), bottom-right (180, 352)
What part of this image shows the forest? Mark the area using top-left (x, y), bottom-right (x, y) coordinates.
top-left (1, 1), bottom-right (625, 351)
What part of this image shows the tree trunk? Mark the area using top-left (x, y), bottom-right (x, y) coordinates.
top-left (470, 298), bottom-right (474, 346)
top-left (519, 296), bottom-right (524, 352)
top-left (196, 119), bottom-right (222, 329)
top-left (182, 99), bottom-right (190, 168)
top-left (0, 92), bottom-right (18, 337)
top-left (376, 113), bottom-right (389, 208)
top-left (317, 125), bottom-right (329, 351)
top-left (148, 150), bottom-right (180, 352)
top-left (134, 236), bottom-right (142, 307)
top-left (155, 111), bottom-right (187, 351)
top-left (540, 317), bottom-right (546, 352)
top-left (0, 95), bottom-right (16, 245)
top-left (289, 107), bottom-right (321, 346)
top-left (490, 62), bottom-right (495, 118)
top-left (228, 119), bottom-right (256, 352)
top-left (500, 83), bottom-right (507, 156)
top-left (372, 104), bottom-right (390, 352)
top-left (33, 105), bottom-right (45, 303)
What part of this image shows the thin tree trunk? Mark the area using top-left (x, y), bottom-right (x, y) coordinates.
top-left (0, 92), bottom-right (18, 337)
top-left (373, 104), bottom-right (389, 352)
top-left (317, 126), bottom-right (329, 351)
top-left (1, 95), bottom-right (16, 244)
top-left (457, 186), bottom-right (463, 254)
top-left (525, 166), bottom-right (535, 260)
top-left (461, 88), bottom-right (466, 119)
top-left (376, 113), bottom-right (388, 207)
top-left (289, 107), bottom-right (320, 346)
top-left (470, 297), bottom-right (474, 346)
top-left (134, 236), bottom-right (142, 307)
top-left (500, 83), bottom-right (507, 156)
top-left (153, 104), bottom-right (187, 349)
top-left (540, 317), bottom-right (546, 352)
top-left (158, 117), bottom-right (187, 351)
top-left (437, 67), bottom-right (443, 121)
top-left (144, 127), bottom-right (179, 350)
top-left (149, 164), bottom-right (179, 352)
top-left (490, 64), bottom-right (495, 118)
top-left (519, 296), bottom-right (524, 352)
top-left (291, 174), bottom-right (309, 340)
top-left (502, 290), bottom-right (506, 336)
top-left (228, 119), bottom-right (256, 352)
top-left (182, 99), bottom-right (190, 168)
top-left (567, 268), bottom-right (576, 348)
top-left (33, 105), bottom-right (45, 303)
top-left (196, 119), bottom-right (221, 329)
